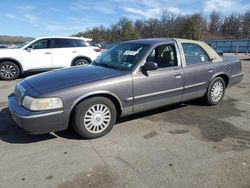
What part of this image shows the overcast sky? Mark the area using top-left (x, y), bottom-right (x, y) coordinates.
top-left (1, 0), bottom-right (250, 37)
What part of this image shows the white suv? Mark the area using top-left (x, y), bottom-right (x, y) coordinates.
top-left (0, 36), bottom-right (101, 80)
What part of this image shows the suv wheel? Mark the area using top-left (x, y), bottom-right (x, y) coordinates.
top-left (205, 77), bottom-right (225, 105)
top-left (72, 97), bottom-right (117, 139)
top-left (0, 62), bottom-right (20, 80)
top-left (73, 58), bottom-right (90, 66)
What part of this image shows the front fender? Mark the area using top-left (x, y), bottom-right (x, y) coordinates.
top-left (70, 90), bottom-right (123, 111)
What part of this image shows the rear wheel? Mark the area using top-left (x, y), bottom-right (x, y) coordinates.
top-left (72, 97), bottom-right (117, 139)
top-left (0, 62), bottom-right (20, 80)
top-left (205, 77), bottom-right (225, 105)
top-left (72, 58), bottom-right (90, 66)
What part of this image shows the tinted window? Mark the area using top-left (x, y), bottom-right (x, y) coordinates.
top-left (53, 39), bottom-right (75, 48)
top-left (146, 44), bottom-right (178, 68)
top-left (182, 43), bottom-right (210, 65)
top-left (74, 40), bottom-right (88, 47)
top-left (31, 39), bottom-right (49, 49)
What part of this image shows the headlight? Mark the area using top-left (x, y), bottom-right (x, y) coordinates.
top-left (22, 96), bottom-right (63, 111)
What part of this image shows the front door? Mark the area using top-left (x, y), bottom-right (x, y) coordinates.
top-left (132, 43), bottom-right (184, 113)
top-left (21, 39), bottom-right (52, 70)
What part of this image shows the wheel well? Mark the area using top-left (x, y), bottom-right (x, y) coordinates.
top-left (0, 59), bottom-right (23, 73)
top-left (71, 56), bottom-right (91, 66)
top-left (68, 94), bottom-right (122, 127)
top-left (216, 74), bottom-right (229, 87)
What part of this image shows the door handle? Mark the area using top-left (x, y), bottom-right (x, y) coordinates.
top-left (174, 72), bottom-right (182, 78)
top-left (72, 51), bottom-right (77, 53)
top-left (208, 67), bottom-right (214, 72)
top-left (44, 52), bottom-right (51, 55)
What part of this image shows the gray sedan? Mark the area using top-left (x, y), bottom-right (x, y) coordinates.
top-left (8, 38), bottom-right (243, 139)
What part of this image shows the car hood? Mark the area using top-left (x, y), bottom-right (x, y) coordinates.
top-left (0, 48), bottom-right (20, 55)
top-left (24, 65), bottom-right (126, 94)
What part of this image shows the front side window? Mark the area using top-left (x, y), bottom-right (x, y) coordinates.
top-left (146, 44), bottom-right (178, 68)
top-left (182, 43), bottom-right (210, 65)
top-left (93, 43), bottom-right (149, 70)
top-left (53, 39), bottom-right (75, 48)
top-left (31, 39), bottom-right (49, 49)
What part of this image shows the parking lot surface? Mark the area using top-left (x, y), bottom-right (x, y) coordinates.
top-left (0, 55), bottom-right (250, 188)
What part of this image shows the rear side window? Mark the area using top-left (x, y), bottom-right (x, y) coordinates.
top-left (52, 39), bottom-right (75, 48)
top-left (74, 40), bottom-right (88, 47)
top-left (182, 43), bottom-right (210, 65)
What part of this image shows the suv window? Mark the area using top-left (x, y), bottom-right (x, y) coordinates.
top-left (52, 39), bottom-right (75, 48)
top-left (74, 40), bottom-right (88, 47)
top-left (182, 43), bottom-right (210, 65)
top-left (31, 39), bottom-right (49, 49)
top-left (146, 44), bottom-right (177, 68)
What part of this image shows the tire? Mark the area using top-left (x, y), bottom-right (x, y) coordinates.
top-left (205, 77), bottom-right (225, 105)
top-left (72, 58), bottom-right (90, 66)
top-left (72, 97), bottom-right (117, 139)
top-left (0, 61), bottom-right (20, 80)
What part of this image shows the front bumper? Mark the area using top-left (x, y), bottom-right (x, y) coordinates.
top-left (8, 94), bottom-right (69, 134)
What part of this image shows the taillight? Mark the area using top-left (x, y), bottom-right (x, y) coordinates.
top-left (93, 48), bottom-right (101, 52)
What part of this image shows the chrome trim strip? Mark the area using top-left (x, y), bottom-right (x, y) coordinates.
top-left (16, 110), bottom-right (63, 119)
top-left (184, 82), bottom-right (206, 89)
top-left (71, 90), bottom-right (123, 110)
top-left (131, 87), bottom-right (183, 100)
top-left (231, 72), bottom-right (243, 78)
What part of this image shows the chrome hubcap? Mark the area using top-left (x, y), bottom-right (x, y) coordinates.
top-left (0, 64), bottom-right (16, 78)
top-left (84, 104), bottom-right (111, 134)
top-left (211, 81), bottom-right (223, 102)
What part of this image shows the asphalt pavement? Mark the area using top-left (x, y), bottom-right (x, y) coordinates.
top-left (0, 55), bottom-right (250, 188)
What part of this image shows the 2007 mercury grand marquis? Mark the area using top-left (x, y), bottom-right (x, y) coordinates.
top-left (8, 38), bottom-right (243, 138)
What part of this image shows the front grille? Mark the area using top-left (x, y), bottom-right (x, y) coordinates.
top-left (15, 86), bottom-right (22, 106)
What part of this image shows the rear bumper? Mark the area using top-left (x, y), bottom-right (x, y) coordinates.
top-left (228, 72), bottom-right (244, 87)
top-left (8, 94), bottom-right (69, 134)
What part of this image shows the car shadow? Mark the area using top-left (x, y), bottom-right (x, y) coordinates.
top-left (0, 99), bottom-right (206, 143)
top-left (0, 107), bottom-right (56, 144)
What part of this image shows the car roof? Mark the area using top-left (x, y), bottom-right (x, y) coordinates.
top-left (122, 38), bottom-right (175, 45)
top-left (122, 38), bottom-right (223, 62)
top-left (36, 36), bottom-right (92, 41)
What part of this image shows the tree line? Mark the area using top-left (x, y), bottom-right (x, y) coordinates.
top-left (72, 10), bottom-right (250, 43)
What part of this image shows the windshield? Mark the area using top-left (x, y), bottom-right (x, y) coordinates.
top-left (93, 43), bottom-right (149, 70)
top-left (15, 39), bottom-right (35, 49)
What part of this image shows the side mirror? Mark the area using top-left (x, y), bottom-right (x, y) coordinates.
top-left (26, 46), bottom-right (32, 52)
top-left (141, 61), bottom-right (158, 71)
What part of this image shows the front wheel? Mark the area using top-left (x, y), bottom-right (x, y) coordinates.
top-left (0, 62), bottom-right (20, 80)
top-left (205, 77), bottom-right (225, 105)
top-left (72, 97), bottom-right (117, 139)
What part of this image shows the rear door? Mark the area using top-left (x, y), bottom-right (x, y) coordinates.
top-left (132, 43), bottom-right (184, 112)
top-left (21, 39), bottom-right (52, 70)
top-left (51, 38), bottom-right (76, 68)
top-left (181, 43), bottom-right (215, 101)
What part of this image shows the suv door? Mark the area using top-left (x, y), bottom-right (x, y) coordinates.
top-left (51, 38), bottom-right (76, 68)
top-left (21, 39), bottom-right (52, 70)
top-left (132, 43), bottom-right (184, 113)
top-left (181, 43), bottom-right (215, 101)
